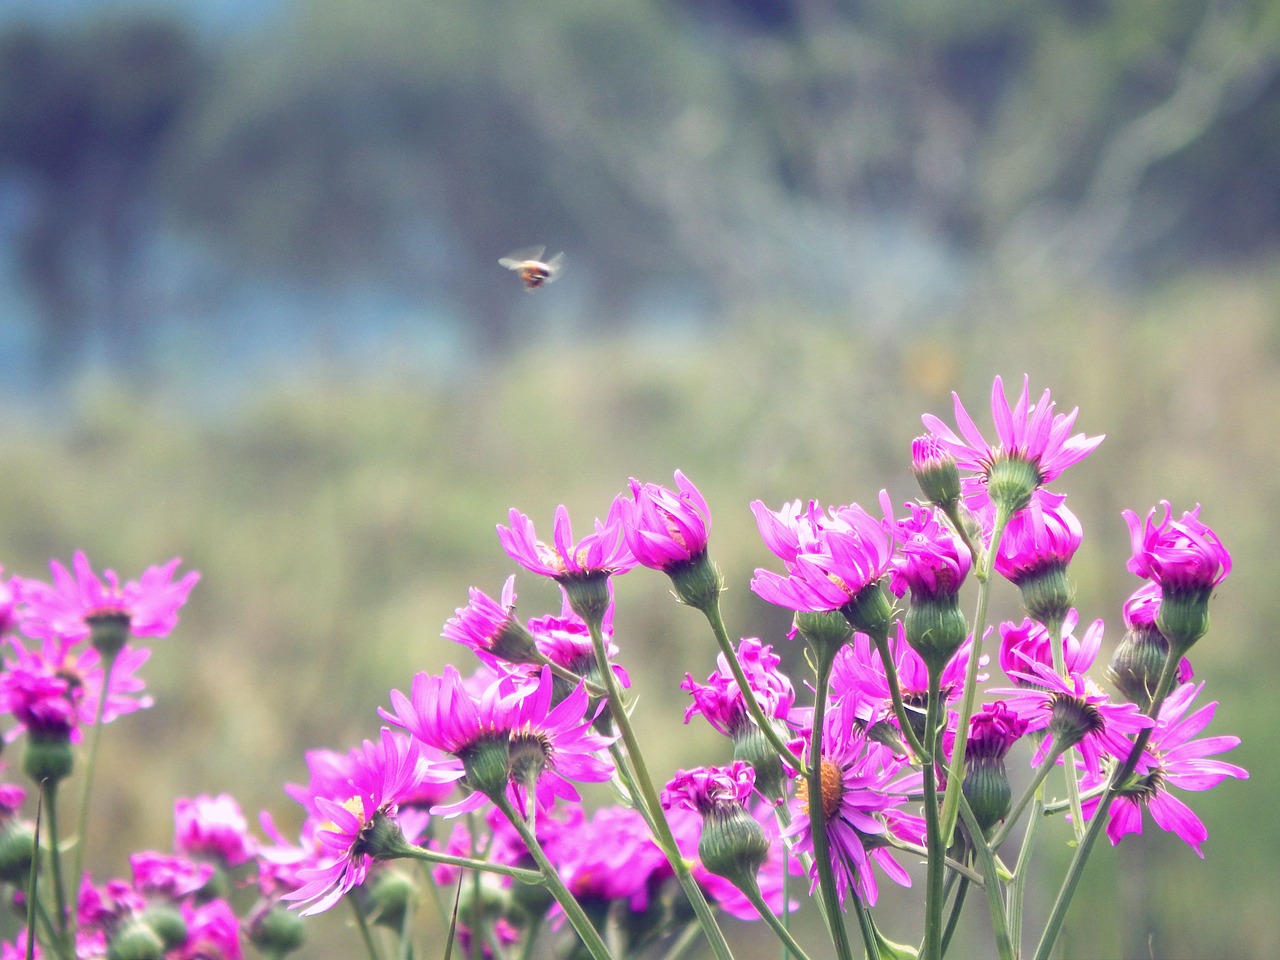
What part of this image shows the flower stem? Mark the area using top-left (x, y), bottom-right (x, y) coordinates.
top-left (920, 668), bottom-right (946, 960)
top-left (868, 632), bottom-right (926, 761)
top-left (394, 846), bottom-right (543, 885)
top-left (348, 895), bottom-right (385, 960)
top-left (583, 617), bottom-right (734, 960)
top-left (987, 736), bottom-right (1067, 851)
top-left (737, 875), bottom-right (817, 960)
top-left (701, 601), bottom-right (804, 770)
top-left (70, 648), bottom-right (120, 902)
top-left (1031, 652), bottom-right (1181, 960)
top-left (939, 504), bottom-right (1011, 844)
top-left (958, 799), bottom-right (1015, 960)
top-left (1006, 790), bottom-right (1043, 951)
top-left (493, 793), bottom-right (615, 960)
top-left (806, 649), bottom-right (865, 960)
top-left (40, 781), bottom-right (69, 944)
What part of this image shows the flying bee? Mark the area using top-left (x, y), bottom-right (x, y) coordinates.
top-left (499, 246), bottom-right (564, 291)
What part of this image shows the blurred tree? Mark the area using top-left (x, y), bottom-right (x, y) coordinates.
top-left (0, 15), bottom-right (207, 378)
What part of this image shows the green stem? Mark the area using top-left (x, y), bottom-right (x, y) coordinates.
top-left (940, 873), bottom-right (970, 958)
top-left (394, 846), bottom-right (543, 884)
top-left (40, 781), bottom-right (69, 944)
top-left (806, 649), bottom-right (864, 960)
top-left (583, 618), bottom-right (733, 960)
top-left (701, 601), bottom-right (804, 770)
top-left (939, 505), bottom-right (1011, 844)
top-left (1041, 613), bottom-right (1086, 843)
top-left (1031, 651), bottom-right (1181, 960)
top-left (988, 736), bottom-right (1067, 851)
top-left (958, 799), bottom-right (1015, 960)
top-left (349, 895), bottom-right (385, 960)
top-left (494, 793), bottom-right (614, 960)
top-left (868, 632), bottom-right (926, 761)
top-left (1007, 790), bottom-right (1043, 951)
top-left (70, 648), bottom-right (120, 900)
top-left (921, 669), bottom-right (946, 960)
top-left (737, 876), bottom-right (817, 960)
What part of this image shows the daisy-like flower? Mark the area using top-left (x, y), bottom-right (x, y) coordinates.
top-left (750, 499), bottom-right (896, 636)
top-left (830, 623), bottom-right (985, 752)
top-left (524, 598), bottom-right (631, 690)
top-left (283, 727), bottom-right (435, 915)
top-left (662, 762), bottom-right (770, 892)
top-left (785, 699), bottom-right (924, 906)
top-left (1080, 682), bottom-right (1246, 856)
top-left (620, 470), bottom-right (712, 571)
top-left (0, 666), bottom-right (79, 743)
top-left (1123, 502), bottom-right (1231, 651)
top-left (382, 664), bottom-right (614, 817)
top-left (174, 794), bottom-right (258, 868)
top-left (999, 610), bottom-right (1102, 683)
top-left (5, 635), bottom-right (154, 729)
top-left (16, 552), bottom-right (199, 652)
top-left (681, 637), bottom-right (795, 739)
top-left (995, 662), bottom-right (1154, 778)
top-left (994, 490), bottom-right (1083, 584)
top-left (544, 805), bottom-right (669, 912)
top-left (443, 575), bottom-right (541, 666)
top-left (921, 375), bottom-right (1104, 514)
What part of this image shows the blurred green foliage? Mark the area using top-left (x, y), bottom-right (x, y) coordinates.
top-left (0, 265), bottom-right (1275, 957)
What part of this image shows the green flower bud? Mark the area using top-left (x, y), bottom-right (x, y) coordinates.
top-left (249, 905), bottom-right (306, 956)
top-left (903, 594), bottom-right (968, 674)
top-left (0, 820), bottom-right (36, 884)
top-left (666, 551), bottom-right (724, 612)
top-left (697, 806), bottom-right (770, 893)
top-left (107, 918), bottom-right (165, 960)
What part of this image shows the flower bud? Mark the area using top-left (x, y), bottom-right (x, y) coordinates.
top-left (793, 609), bottom-right (855, 658)
top-left (139, 906), bottom-right (187, 951)
top-left (0, 819), bottom-right (36, 884)
top-left (911, 435), bottom-right (961, 509)
top-left (23, 732), bottom-right (74, 786)
top-left (986, 456), bottom-right (1041, 516)
top-left (249, 904), bottom-right (306, 956)
top-left (840, 581), bottom-right (896, 644)
top-left (88, 611), bottom-right (131, 658)
top-left (458, 736), bottom-right (513, 802)
top-left (904, 594), bottom-right (968, 674)
top-left (1108, 624), bottom-right (1171, 712)
top-left (698, 805), bottom-right (770, 892)
top-left (366, 868), bottom-right (417, 930)
top-left (107, 918), bottom-right (166, 960)
top-left (732, 721), bottom-right (788, 801)
top-left (666, 551), bottom-right (724, 612)
top-left (559, 572), bottom-right (613, 627)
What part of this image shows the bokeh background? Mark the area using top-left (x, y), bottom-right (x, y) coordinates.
top-left (1, 0), bottom-right (1277, 957)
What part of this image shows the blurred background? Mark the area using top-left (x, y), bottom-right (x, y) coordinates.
top-left (0, 0), bottom-right (1277, 957)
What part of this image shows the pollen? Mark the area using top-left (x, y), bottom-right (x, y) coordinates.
top-left (796, 760), bottom-right (844, 820)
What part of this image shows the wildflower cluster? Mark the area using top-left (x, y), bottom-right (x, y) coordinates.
top-left (0, 377), bottom-right (1245, 960)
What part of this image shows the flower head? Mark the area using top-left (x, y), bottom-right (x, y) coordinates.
top-left (497, 503), bottom-right (636, 580)
top-left (994, 490), bottom-right (1083, 583)
top-left (620, 470), bottom-right (712, 571)
top-left (921, 376), bottom-right (1103, 514)
top-left (5, 635), bottom-right (154, 729)
top-left (443, 576), bottom-right (541, 666)
top-left (681, 637), bottom-right (794, 738)
top-left (998, 611), bottom-right (1102, 683)
top-left (750, 499), bottom-right (894, 616)
top-left (382, 665), bottom-right (614, 817)
top-left (885, 499), bottom-right (971, 600)
top-left (174, 794), bottom-right (257, 868)
top-left (16, 552), bottom-right (199, 649)
top-left (283, 728), bottom-right (434, 915)
top-left (1081, 682), bottom-right (1246, 856)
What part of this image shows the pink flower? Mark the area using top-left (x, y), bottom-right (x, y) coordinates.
top-left (921, 376), bottom-right (1103, 508)
top-left (750, 499), bottom-right (894, 613)
top-left (885, 499), bottom-right (971, 599)
top-left (129, 851), bottom-right (214, 899)
top-left (16, 552), bottom-right (199, 645)
top-left (619, 470), bottom-right (712, 570)
top-left (0, 666), bottom-right (79, 740)
top-left (994, 490), bottom-right (1083, 583)
top-left (175, 794), bottom-right (258, 868)
top-left (283, 728), bottom-right (435, 915)
top-left (682, 637), bottom-right (795, 738)
top-left (994, 664), bottom-right (1154, 778)
top-left (177, 899), bottom-right (243, 960)
top-left (545, 806), bottom-right (669, 910)
top-left (785, 701), bottom-right (924, 906)
top-left (1123, 502), bottom-right (1231, 592)
top-left (525, 601), bottom-right (631, 689)
top-left (1082, 683), bottom-right (1246, 856)
top-left (382, 665), bottom-right (614, 817)
top-left (662, 762), bottom-right (758, 815)
top-left (497, 503), bottom-right (636, 580)
top-left (998, 611), bottom-right (1102, 683)
top-left (5, 635), bottom-right (153, 729)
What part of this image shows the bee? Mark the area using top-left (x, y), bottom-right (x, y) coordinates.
top-left (499, 246), bottom-right (564, 291)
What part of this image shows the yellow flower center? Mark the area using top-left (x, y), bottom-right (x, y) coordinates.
top-left (796, 760), bottom-right (843, 820)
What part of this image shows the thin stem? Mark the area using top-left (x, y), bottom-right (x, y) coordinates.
top-left (1041, 613), bottom-right (1087, 843)
top-left (394, 847), bottom-right (543, 885)
top-left (940, 874), bottom-right (970, 958)
top-left (40, 781), bottom-right (69, 942)
top-left (958, 799), bottom-right (1015, 960)
top-left (921, 669), bottom-right (946, 960)
top-left (988, 736), bottom-right (1068, 851)
top-left (1031, 652), bottom-right (1181, 960)
top-left (939, 505), bottom-right (1012, 844)
top-left (868, 633), bottom-right (926, 761)
top-left (737, 877), bottom-right (817, 960)
top-left (1007, 790), bottom-right (1044, 951)
top-left (349, 895), bottom-right (385, 960)
top-left (494, 793), bottom-right (614, 960)
top-left (806, 650), bottom-right (864, 960)
top-left (583, 617), bottom-right (733, 960)
top-left (701, 601), bottom-right (804, 770)
top-left (885, 837), bottom-right (983, 885)
top-left (70, 648), bottom-right (120, 897)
